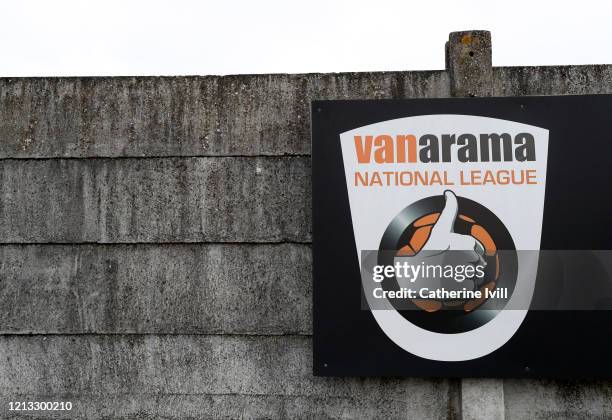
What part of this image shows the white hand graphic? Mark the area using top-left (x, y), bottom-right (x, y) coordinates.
top-left (395, 190), bottom-right (487, 303)
top-left (420, 190), bottom-right (486, 265)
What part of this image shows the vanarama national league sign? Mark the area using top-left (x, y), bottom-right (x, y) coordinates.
top-left (313, 96), bottom-right (612, 378)
top-left (343, 115), bottom-right (547, 362)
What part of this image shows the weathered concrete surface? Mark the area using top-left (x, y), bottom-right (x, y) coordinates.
top-left (0, 72), bottom-right (450, 158)
top-left (492, 65), bottom-right (612, 96)
top-left (446, 31), bottom-right (492, 97)
top-left (0, 244), bottom-right (311, 334)
top-left (0, 157), bottom-right (310, 243)
top-left (2, 66), bottom-right (612, 160)
top-left (503, 380), bottom-right (612, 419)
top-left (461, 379), bottom-right (504, 420)
top-left (0, 394), bottom-right (451, 420)
top-left (0, 336), bottom-right (456, 419)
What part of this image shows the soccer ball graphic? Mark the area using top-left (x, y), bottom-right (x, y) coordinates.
top-left (395, 210), bottom-right (501, 312)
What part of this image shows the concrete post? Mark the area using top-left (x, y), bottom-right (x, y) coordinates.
top-left (461, 378), bottom-right (505, 420)
top-left (446, 30), bottom-right (493, 97)
top-left (445, 29), bottom-right (504, 420)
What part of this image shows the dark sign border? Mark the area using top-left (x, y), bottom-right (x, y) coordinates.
top-left (313, 95), bottom-right (612, 378)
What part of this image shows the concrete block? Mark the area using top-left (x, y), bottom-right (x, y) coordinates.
top-left (0, 394), bottom-right (439, 419)
top-left (0, 393), bottom-right (460, 420)
top-left (0, 72), bottom-right (450, 158)
top-left (493, 65), bottom-right (612, 96)
top-left (503, 379), bottom-right (612, 419)
top-left (446, 31), bottom-right (492, 97)
top-left (0, 157), bottom-right (310, 243)
top-left (0, 335), bottom-right (455, 419)
top-left (461, 378), bottom-right (504, 420)
top-left (0, 244), bottom-right (311, 334)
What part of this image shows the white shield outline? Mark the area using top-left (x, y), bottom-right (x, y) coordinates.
top-left (339, 114), bottom-right (549, 361)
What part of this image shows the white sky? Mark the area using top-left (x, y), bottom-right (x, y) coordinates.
top-left (2, 0), bottom-right (612, 77)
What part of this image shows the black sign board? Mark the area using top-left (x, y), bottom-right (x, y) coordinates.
top-left (312, 95), bottom-right (612, 378)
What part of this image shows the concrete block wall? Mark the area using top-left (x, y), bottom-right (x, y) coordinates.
top-left (1, 31), bottom-right (612, 418)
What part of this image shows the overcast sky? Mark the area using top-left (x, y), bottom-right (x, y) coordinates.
top-left (2, 0), bottom-right (612, 77)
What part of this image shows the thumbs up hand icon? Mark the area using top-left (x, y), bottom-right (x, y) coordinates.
top-left (419, 190), bottom-right (486, 267)
top-left (394, 190), bottom-right (487, 304)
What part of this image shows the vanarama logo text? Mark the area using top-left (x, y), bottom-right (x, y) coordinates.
top-left (353, 132), bottom-right (538, 187)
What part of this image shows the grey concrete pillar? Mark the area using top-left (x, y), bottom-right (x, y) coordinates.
top-left (446, 30), bottom-right (493, 97)
top-left (461, 378), bottom-right (505, 420)
top-left (445, 29), bottom-right (503, 420)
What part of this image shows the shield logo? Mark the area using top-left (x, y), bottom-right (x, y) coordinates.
top-left (340, 114), bottom-right (549, 361)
